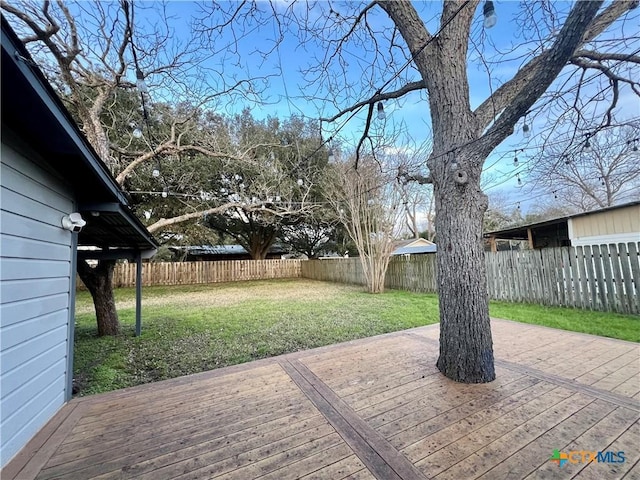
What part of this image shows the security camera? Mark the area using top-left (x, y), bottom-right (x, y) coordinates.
top-left (61, 212), bottom-right (87, 233)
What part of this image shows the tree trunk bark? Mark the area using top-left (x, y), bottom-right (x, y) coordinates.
top-left (77, 259), bottom-right (120, 336)
top-left (433, 159), bottom-right (495, 383)
top-left (247, 229), bottom-right (276, 260)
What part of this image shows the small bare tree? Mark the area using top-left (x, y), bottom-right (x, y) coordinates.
top-left (527, 124), bottom-right (640, 210)
top-left (326, 156), bottom-right (404, 293)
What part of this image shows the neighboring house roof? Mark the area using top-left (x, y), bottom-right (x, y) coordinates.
top-left (170, 244), bottom-right (288, 256)
top-left (1, 16), bottom-right (157, 253)
top-left (392, 238), bottom-right (437, 255)
top-left (484, 200), bottom-right (640, 240)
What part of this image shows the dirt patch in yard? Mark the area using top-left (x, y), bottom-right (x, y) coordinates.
top-left (76, 279), bottom-right (364, 314)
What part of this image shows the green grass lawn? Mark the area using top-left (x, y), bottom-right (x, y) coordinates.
top-left (73, 278), bottom-right (639, 396)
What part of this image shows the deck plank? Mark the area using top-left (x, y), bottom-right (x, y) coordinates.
top-left (3, 319), bottom-right (637, 480)
top-left (572, 420), bottom-right (639, 479)
top-left (525, 405), bottom-right (640, 479)
top-left (477, 399), bottom-right (617, 479)
top-left (430, 393), bottom-right (596, 479)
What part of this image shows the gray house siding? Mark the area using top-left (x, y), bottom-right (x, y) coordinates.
top-left (0, 141), bottom-right (75, 467)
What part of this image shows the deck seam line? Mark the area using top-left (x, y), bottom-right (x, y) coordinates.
top-left (402, 332), bottom-right (640, 412)
top-left (280, 359), bottom-right (428, 480)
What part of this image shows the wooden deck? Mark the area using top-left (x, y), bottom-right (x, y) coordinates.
top-left (3, 319), bottom-right (639, 480)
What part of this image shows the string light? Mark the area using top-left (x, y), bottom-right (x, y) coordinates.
top-left (328, 148), bottom-right (335, 163)
top-left (377, 102), bottom-right (385, 120)
top-left (584, 133), bottom-right (592, 150)
top-left (133, 127), bottom-right (143, 138)
top-left (135, 68), bottom-right (148, 94)
top-left (152, 167), bottom-right (160, 178)
top-left (483, 1), bottom-right (497, 28)
top-left (522, 122), bottom-right (531, 138)
top-left (161, 187), bottom-right (169, 198)
top-left (516, 173), bottom-right (522, 186)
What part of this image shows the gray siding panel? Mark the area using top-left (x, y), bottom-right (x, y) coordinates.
top-left (0, 142), bottom-right (73, 467)
top-left (0, 258), bottom-right (71, 281)
top-left (1, 361), bottom-right (66, 420)
top-left (0, 325), bottom-right (68, 375)
top-left (1, 278), bottom-right (70, 304)
top-left (1, 310), bottom-right (68, 351)
top-left (1, 185), bottom-right (69, 225)
top-left (2, 162), bottom-right (69, 213)
top-left (1, 210), bottom-right (70, 245)
top-left (1, 342), bottom-right (67, 397)
top-left (0, 294), bottom-right (69, 327)
top-left (0, 234), bottom-right (70, 261)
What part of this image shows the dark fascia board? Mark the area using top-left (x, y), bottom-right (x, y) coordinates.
top-left (1, 16), bottom-right (129, 207)
top-left (78, 249), bottom-right (157, 261)
top-left (484, 200), bottom-right (640, 238)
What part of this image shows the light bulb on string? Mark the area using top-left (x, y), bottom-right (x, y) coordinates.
top-left (584, 133), bottom-right (592, 150)
top-left (513, 155), bottom-right (518, 167)
top-left (328, 148), bottom-right (335, 163)
top-left (161, 187), bottom-right (168, 198)
top-left (522, 123), bottom-right (531, 138)
top-left (297, 178), bottom-right (304, 186)
top-left (516, 173), bottom-right (522, 186)
top-left (133, 127), bottom-right (143, 139)
top-left (152, 168), bottom-right (160, 178)
top-left (377, 102), bottom-right (385, 120)
top-left (135, 68), bottom-right (148, 94)
top-left (483, 1), bottom-right (497, 28)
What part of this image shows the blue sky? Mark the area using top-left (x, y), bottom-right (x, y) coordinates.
top-left (32, 0), bottom-right (639, 214)
top-left (142, 2), bottom-right (637, 197)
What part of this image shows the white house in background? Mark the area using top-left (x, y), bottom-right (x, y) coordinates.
top-left (1, 17), bottom-right (157, 470)
top-left (484, 201), bottom-right (640, 251)
top-left (392, 238), bottom-right (437, 255)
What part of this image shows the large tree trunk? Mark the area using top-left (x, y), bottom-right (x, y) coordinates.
top-left (379, 0), bottom-right (496, 383)
top-left (247, 228), bottom-right (276, 260)
top-left (433, 157), bottom-right (495, 383)
top-left (77, 259), bottom-right (120, 336)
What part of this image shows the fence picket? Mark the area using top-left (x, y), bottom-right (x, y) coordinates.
top-left (628, 242), bottom-right (640, 314)
top-left (81, 243), bottom-right (639, 314)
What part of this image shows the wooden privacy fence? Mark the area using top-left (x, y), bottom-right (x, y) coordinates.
top-left (78, 259), bottom-right (303, 288)
top-left (302, 243), bottom-right (639, 314)
top-left (301, 255), bottom-right (438, 293)
top-left (486, 243), bottom-right (639, 314)
top-left (81, 243), bottom-right (639, 313)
